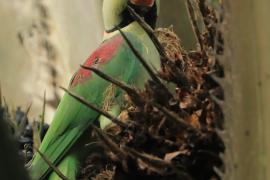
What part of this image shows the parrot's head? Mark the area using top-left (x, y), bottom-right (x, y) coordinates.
top-left (103, 0), bottom-right (160, 33)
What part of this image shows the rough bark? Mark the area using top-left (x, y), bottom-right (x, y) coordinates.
top-left (224, 0), bottom-right (270, 179)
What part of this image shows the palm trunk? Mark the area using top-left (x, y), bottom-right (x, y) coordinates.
top-left (224, 0), bottom-right (270, 179)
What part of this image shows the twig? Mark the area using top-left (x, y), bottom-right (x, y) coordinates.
top-left (17, 103), bottom-right (32, 137)
top-left (33, 121), bottom-right (41, 152)
top-left (152, 102), bottom-right (197, 132)
top-left (39, 90), bottom-right (46, 135)
top-left (123, 146), bottom-right (171, 168)
top-left (91, 125), bottom-right (127, 157)
top-left (186, 0), bottom-right (204, 51)
top-left (60, 87), bottom-right (128, 129)
top-left (81, 66), bottom-right (140, 98)
top-left (126, 6), bottom-right (168, 62)
top-left (117, 27), bottom-right (161, 84)
top-left (0, 83), bottom-right (2, 106)
top-left (81, 65), bottom-right (144, 105)
top-left (34, 147), bottom-right (69, 180)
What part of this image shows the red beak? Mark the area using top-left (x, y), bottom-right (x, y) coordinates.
top-left (130, 0), bottom-right (155, 7)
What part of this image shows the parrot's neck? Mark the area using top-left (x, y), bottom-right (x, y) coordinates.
top-left (103, 20), bottom-right (160, 89)
top-left (103, 21), bottom-right (146, 41)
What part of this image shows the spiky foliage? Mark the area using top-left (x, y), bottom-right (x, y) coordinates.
top-left (0, 90), bottom-right (49, 164)
top-left (0, 90), bottom-right (31, 180)
top-left (76, 1), bottom-right (225, 180)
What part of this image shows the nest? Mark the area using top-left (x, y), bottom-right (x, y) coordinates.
top-left (78, 2), bottom-right (225, 179)
top-left (0, 1), bottom-right (225, 180)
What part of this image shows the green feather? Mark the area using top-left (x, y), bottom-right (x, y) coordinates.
top-left (30, 1), bottom-right (160, 179)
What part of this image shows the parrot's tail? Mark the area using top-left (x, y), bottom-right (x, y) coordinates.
top-left (47, 153), bottom-right (79, 180)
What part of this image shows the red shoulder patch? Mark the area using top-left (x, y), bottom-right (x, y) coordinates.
top-left (70, 35), bottom-right (123, 87)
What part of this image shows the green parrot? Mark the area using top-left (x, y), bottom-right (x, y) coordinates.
top-left (30, 0), bottom-right (161, 179)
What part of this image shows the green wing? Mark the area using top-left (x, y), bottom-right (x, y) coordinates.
top-left (30, 34), bottom-right (142, 179)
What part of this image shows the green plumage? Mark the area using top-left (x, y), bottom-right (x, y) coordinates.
top-left (30, 0), bottom-right (160, 179)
